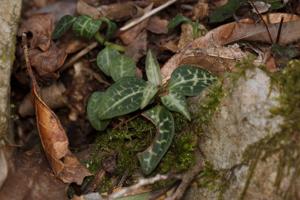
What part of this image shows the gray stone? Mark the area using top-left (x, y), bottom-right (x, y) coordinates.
top-left (202, 68), bottom-right (283, 170)
top-left (0, 0), bottom-right (22, 188)
top-left (185, 68), bottom-right (295, 200)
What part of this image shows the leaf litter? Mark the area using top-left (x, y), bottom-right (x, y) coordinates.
top-left (6, 0), bottom-right (300, 199)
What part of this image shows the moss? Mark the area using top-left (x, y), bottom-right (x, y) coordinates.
top-left (240, 60), bottom-right (300, 199)
top-left (86, 113), bottom-right (200, 192)
top-left (194, 81), bottom-right (224, 134)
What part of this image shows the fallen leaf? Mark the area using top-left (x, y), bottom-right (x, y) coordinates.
top-left (192, 1), bottom-right (209, 20)
top-left (22, 34), bottom-right (91, 184)
top-left (119, 4), bottom-right (153, 45)
top-left (29, 43), bottom-right (67, 77)
top-left (125, 30), bottom-right (148, 62)
top-left (77, 0), bottom-right (142, 21)
top-left (26, 1), bottom-right (77, 23)
top-left (178, 23), bottom-right (194, 49)
top-left (161, 13), bottom-right (300, 80)
top-left (147, 16), bottom-right (168, 34)
top-left (18, 13), bottom-right (54, 51)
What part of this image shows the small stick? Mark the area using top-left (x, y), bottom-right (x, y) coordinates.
top-left (275, 17), bottom-right (284, 44)
top-left (166, 150), bottom-right (203, 200)
top-left (108, 174), bottom-right (182, 199)
top-left (120, 0), bottom-right (178, 31)
top-left (249, 1), bottom-right (273, 44)
top-left (60, 42), bottom-right (98, 72)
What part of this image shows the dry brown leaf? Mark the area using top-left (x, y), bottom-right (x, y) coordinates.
top-left (77, 0), bottom-right (142, 21)
top-left (161, 13), bottom-right (300, 80)
top-left (147, 16), bottom-right (168, 34)
top-left (18, 13), bottom-right (54, 51)
top-left (29, 43), bottom-right (67, 77)
top-left (125, 30), bottom-right (148, 62)
top-left (22, 34), bottom-right (91, 184)
top-left (178, 23), bottom-right (194, 49)
top-left (192, 2), bottom-right (209, 20)
top-left (119, 4), bottom-right (153, 45)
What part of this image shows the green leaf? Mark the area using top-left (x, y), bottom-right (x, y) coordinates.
top-left (110, 54), bottom-right (136, 81)
top-left (145, 50), bottom-right (162, 86)
top-left (168, 14), bottom-right (191, 32)
top-left (140, 82), bottom-right (158, 109)
top-left (87, 92), bottom-right (110, 131)
top-left (168, 65), bottom-right (216, 96)
top-left (52, 15), bottom-right (76, 39)
top-left (98, 77), bottom-right (147, 120)
top-left (100, 17), bottom-right (118, 39)
top-left (138, 106), bottom-right (175, 175)
top-left (72, 15), bottom-right (102, 39)
top-left (161, 93), bottom-right (191, 121)
top-left (97, 47), bottom-right (120, 76)
top-left (209, 0), bottom-right (242, 23)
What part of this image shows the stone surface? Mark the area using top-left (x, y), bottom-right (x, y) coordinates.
top-left (202, 68), bottom-right (283, 170)
top-left (0, 0), bottom-right (22, 188)
top-left (185, 68), bottom-right (298, 200)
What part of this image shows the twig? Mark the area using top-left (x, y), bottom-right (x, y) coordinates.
top-left (166, 150), bottom-right (203, 200)
top-left (84, 169), bottom-right (106, 193)
top-left (81, 67), bottom-right (110, 86)
top-left (120, 0), bottom-right (178, 31)
top-left (249, 1), bottom-right (273, 44)
top-left (108, 173), bottom-right (182, 199)
top-left (275, 17), bottom-right (284, 44)
top-left (60, 42), bottom-right (98, 72)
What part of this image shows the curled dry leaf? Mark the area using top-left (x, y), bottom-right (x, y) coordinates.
top-left (161, 13), bottom-right (300, 80)
top-left (178, 23), bottom-right (194, 49)
top-left (22, 34), bottom-right (91, 184)
top-left (192, 1), bottom-right (209, 20)
top-left (29, 43), bottom-right (67, 77)
top-left (18, 13), bottom-right (54, 51)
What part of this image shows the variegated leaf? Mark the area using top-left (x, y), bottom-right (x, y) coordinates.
top-left (97, 47), bottom-right (120, 76)
top-left (146, 50), bottom-right (162, 86)
top-left (72, 15), bottom-right (101, 39)
top-left (140, 82), bottom-right (158, 109)
top-left (168, 65), bottom-right (216, 96)
top-left (138, 106), bottom-right (174, 175)
top-left (52, 15), bottom-right (76, 39)
top-left (98, 77), bottom-right (147, 120)
top-left (100, 17), bottom-right (117, 39)
top-left (110, 54), bottom-right (136, 81)
top-left (87, 92), bottom-right (110, 131)
top-left (161, 93), bottom-right (191, 121)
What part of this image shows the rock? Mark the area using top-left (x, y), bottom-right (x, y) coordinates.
top-left (202, 68), bottom-right (283, 170)
top-left (0, 0), bottom-right (22, 188)
top-left (185, 67), bottom-right (299, 199)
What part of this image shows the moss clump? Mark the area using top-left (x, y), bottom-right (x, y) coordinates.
top-left (86, 113), bottom-right (199, 192)
top-left (240, 60), bottom-right (300, 199)
top-left (194, 81), bottom-right (224, 134)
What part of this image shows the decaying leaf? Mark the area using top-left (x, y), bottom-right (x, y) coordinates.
top-left (119, 4), bottom-right (153, 45)
top-left (125, 30), bottom-right (148, 62)
top-left (147, 16), bottom-right (168, 34)
top-left (22, 34), bottom-right (91, 184)
top-left (161, 13), bottom-right (300, 80)
top-left (18, 13), bottom-right (54, 51)
top-left (77, 0), bottom-right (141, 21)
top-left (29, 43), bottom-right (67, 77)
